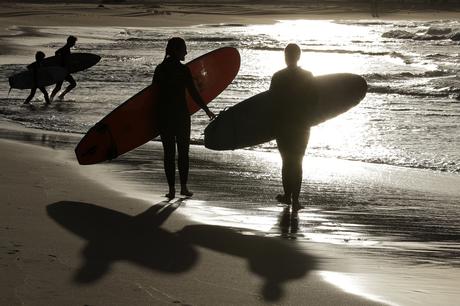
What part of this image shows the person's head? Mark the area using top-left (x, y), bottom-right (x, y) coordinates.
top-left (165, 37), bottom-right (187, 61)
top-left (35, 51), bottom-right (45, 62)
top-left (67, 35), bottom-right (77, 47)
top-left (284, 43), bottom-right (301, 68)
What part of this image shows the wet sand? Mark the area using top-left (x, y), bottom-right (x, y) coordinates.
top-left (1, 118), bottom-right (460, 305)
top-left (0, 119), bottom-right (391, 305)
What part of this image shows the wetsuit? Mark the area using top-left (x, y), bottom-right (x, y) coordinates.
top-left (269, 66), bottom-right (317, 204)
top-left (25, 60), bottom-right (50, 104)
top-left (51, 44), bottom-right (76, 97)
top-left (152, 56), bottom-right (209, 189)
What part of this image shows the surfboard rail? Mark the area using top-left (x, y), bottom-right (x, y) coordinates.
top-left (75, 47), bottom-right (240, 165)
top-left (204, 73), bottom-right (367, 151)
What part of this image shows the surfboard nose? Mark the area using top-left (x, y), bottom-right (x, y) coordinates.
top-left (354, 74), bottom-right (368, 103)
top-left (75, 123), bottom-right (117, 165)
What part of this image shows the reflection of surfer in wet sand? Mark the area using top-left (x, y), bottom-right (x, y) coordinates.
top-left (278, 206), bottom-right (299, 239)
top-left (24, 51), bottom-right (50, 105)
top-left (152, 37), bottom-right (215, 200)
top-left (50, 35), bottom-right (77, 101)
top-left (269, 43), bottom-right (318, 211)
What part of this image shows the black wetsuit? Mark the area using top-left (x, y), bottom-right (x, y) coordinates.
top-left (269, 66), bottom-right (317, 203)
top-left (51, 44), bottom-right (76, 96)
top-left (25, 60), bottom-right (50, 104)
top-left (152, 56), bottom-right (208, 189)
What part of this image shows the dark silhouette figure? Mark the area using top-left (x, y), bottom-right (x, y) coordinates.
top-left (269, 43), bottom-right (317, 211)
top-left (50, 35), bottom-right (77, 101)
top-left (24, 51), bottom-right (50, 105)
top-left (152, 37), bottom-right (215, 199)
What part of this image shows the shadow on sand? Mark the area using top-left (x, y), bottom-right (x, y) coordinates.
top-left (47, 201), bottom-right (316, 301)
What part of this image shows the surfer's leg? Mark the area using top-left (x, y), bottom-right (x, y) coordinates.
top-left (292, 129), bottom-right (309, 210)
top-left (24, 87), bottom-right (37, 104)
top-left (276, 137), bottom-right (292, 204)
top-left (161, 133), bottom-right (176, 198)
top-left (177, 119), bottom-right (193, 197)
top-left (39, 87), bottom-right (50, 104)
top-left (58, 75), bottom-right (76, 99)
top-left (50, 80), bottom-right (63, 101)
top-left (291, 154), bottom-right (303, 209)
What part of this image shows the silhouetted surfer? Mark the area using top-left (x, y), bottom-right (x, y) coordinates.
top-left (24, 51), bottom-right (50, 105)
top-left (50, 35), bottom-right (77, 101)
top-left (152, 37), bottom-right (215, 200)
top-left (269, 43), bottom-right (317, 211)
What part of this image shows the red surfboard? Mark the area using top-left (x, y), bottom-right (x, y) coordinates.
top-left (75, 47), bottom-right (240, 165)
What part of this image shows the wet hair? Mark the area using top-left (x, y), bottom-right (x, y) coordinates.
top-left (67, 35), bottom-right (77, 44)
top-left (284, 43), bottom-right (301, 61)
top-left (35, 51), bottom-right (45, 61)
top-left (165, 37), bottom-right (186, 57)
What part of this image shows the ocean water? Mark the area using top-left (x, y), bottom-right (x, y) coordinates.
top-left (0, 19), bottom-right (459, 174)
top-left (1, 20), bottom-right (460, 303)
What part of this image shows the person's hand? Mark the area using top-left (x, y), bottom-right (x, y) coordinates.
top-left (206, 109), bottom-right (216, 120)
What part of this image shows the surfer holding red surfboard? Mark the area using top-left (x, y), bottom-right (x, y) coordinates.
top-left (153, 37), bottom-right (216, 200)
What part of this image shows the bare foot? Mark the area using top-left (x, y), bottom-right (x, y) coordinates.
top-left (180, 189), bottom-right (193, 197)
top-left (165, 189), bottom-right (175, 200)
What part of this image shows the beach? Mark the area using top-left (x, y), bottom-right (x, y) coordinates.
top-left (1, 2), bottom-right (460, 305)
top-left (1, 120), bottom-right (389, 306)
top-left (2, 116), bottom-right (460, 305)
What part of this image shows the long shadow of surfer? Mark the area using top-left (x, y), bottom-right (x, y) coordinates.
top-left (47, 200), bottom-right (197, 283)
top-left (178, 222), bottom-right (316, 301)
top-left (47, 201), bottom-right (316, 301)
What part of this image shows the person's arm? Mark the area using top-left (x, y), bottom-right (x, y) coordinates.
top-left (269, 74), bottom-right (277, 91)
top-left (152, 64), bottom-right (161, 84)
top-left (185, 66), bottom-right (215, 119)
top-left (269, 71), bottom-right (282, 91)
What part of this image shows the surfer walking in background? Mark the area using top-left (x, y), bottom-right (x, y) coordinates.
top-left (24, 51), bottom-right (50, 105)
top-left (270, 43), bottom-right (318, 211)
top-left (152, 37), bottom-right (215, 200)
top-left (50, 35), bottom-right (78, 102)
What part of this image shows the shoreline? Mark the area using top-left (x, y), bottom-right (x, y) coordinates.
top-left (1, 119), bottom-right (460, 305)
top-left (0, 119), bottom-right (390, 305)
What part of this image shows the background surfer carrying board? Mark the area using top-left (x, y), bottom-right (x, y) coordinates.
top-left (152, 37), bottom-right (216, 200)
top-left (50, 35), bottom-right (78, 101)
top-left (270, 43), bottom-right (318, 211)
top-left (24, 51), bottom-right (51, 105)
